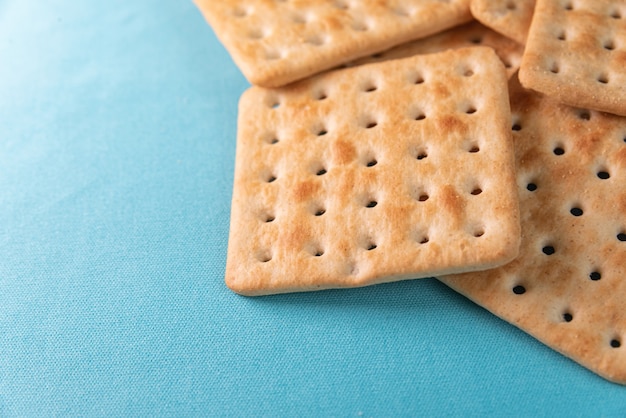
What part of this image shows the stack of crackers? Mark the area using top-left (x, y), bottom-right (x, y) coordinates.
top-left (196, 0), bottom-right (626, 384)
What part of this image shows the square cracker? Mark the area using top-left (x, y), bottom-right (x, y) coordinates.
top-left (439, 75), bottom-right (626, 384)
top-left (470, 0), bottom-right (535, 44)
top-left (519, 0), bottom-right (626, 116)
top-left (348, 21), bottom-right (524, 79)
top-left (226, 47), bottom-right (520, 296)
top-left (195, 0), bottom-right (472, 88)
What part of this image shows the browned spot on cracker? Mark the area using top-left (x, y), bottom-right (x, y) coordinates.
top-left (291, 179), bottom-right (320, 202)
top-left (332, 139), bottom-right (356, 165)
top-left (518, 146), bottom-right (540, 170)
top-left (436, 115), bottom-right (468, 135)
top-left (439, 184), bottom-right (465, 227)
top-left (432, 81), bottom-right (451, 99)
top-left (576, 134), bottom-right (603, 161)
top-left (614, 146), bottom-right (626, 168)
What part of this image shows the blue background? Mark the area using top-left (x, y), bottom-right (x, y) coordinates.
top-left (1, 0), bottom-right (625, 416)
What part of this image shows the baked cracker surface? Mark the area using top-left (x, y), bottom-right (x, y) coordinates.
top-left (195, 0), bottom-right (472, 87)
top-left (227, 47), bottom-right (520, 296)
top-left (519, 0), bottom-right (626, 116)
top-left (349, 20), bottom-right (524, 79)
top-left (470, 0), bottom-right (535, 44)
top-left (439, 75), bottom-right (626, 384)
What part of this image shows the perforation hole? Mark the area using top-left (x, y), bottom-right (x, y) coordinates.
top-left (414, 75), bottom-right (425, 85)
top-left (416, 149), bottom-right (428, 160)
top-left (562, 312), bottom-right (573, 322)
top-left (570, 207), bottom-right (583, 216)
top-left (598, 74), bottom-right (609, 84)
top-left (527, 182), bottom-right (538, 191)
top-left (597, 170), bottom-right (610, 179)
top-left (248, 28), bottom-right (265, 40)
top-left (233, 7), bottom-right (249, 17)
top-left (553, 146), bottom-right (565, 155)
top-left (359, 192), bottom-right (379, 209)
top-left (417, 193), bottom-right (429, 202)
top-left (290, 12), bottom-right (307, 24)
top-left (557, 31), bottom-right (566, 41)
top-left (611, 339), bottom-right (621, 348)
top-left (464, 69), bottom-right (474, 77)
top-left (414, 111), bottom-right (426, 121)
top-left (618, 232), bottom-right (626, 242)
top-left (314, 250), bottom-right (324, 257)
top-left (468, 144), bottom-right (480, 153)
top-left (366, 159), bottom-right (377, 167)
top-left (513, 285), bottom-right (526, 295)
top-left (351, 20), bottom-right (368, 31)
top-left (512, 123), bottom-right (522, 131)
top-left (578, 110), bottom-right (591, 120)
top-left (465, 105), bottom-right (477, 115)
top-left (589, 271), bottom-right (601, 281)
top-left (265, 173), bottom-right (277, 183)
top-left (316, 168), bottom-right (327, 176)
top-left (314, 90), bottom-right (328, 101)
top-left (542, 245), bottom-right (556, 255)
top-left (265, 135), bottom-right (279, 145)
top-left (611, 10), bottom-right (622, 19)
top-left (266, 50), bottom-right (283, 60)
top-left (316, 128), bottom-right (328, 136)
top-left (257, 250), bottom-right (272, 263)
top-left (392, 6), bottom-right (410, 17)
top-left (265, 94), bottom-right (281, 109)
top-left (418, 234), bottom-right (429, 244)
top-left (334, 0), bottom-right (349, 10)
top-left (471, 188), bottom-right (482, 195)
top-left (305, 35), bottom-right (325, 46)
top-left (604, 40), bottom-right (615, 50)
top-left (469, 36), bottom-right (482, 44)
top-left (564, 1), bottom-right (573, 11)
top-left (363, 82), bottom-right (377, 93)
top-left (366, 241), bottom-right (377, 251)
top-left (362, 117), bottom-right (378, 129)
top-left (550, 62), bottom-right (560, 74)
top-left (264, 214), bottom-right (275, 223)
top-left (473, 228), bottom-right (485, 238)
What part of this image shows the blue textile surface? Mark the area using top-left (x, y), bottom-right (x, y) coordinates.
top-left (1, 0), bottom-right (625, 416)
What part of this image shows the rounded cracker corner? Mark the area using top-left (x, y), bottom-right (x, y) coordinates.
top-left (225, 274), bottom-right (260, 297)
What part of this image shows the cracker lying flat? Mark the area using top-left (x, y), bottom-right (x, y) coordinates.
top-left (519, 0), bottom-right (626, 116)
top-left (350, 21), bottom-right (524, 79)
top-left (195, 0), bottom-right (472, 87)
top-left (470, 0), bottom-right (535, 44)
top-left (439, 75), bottom-right (626, 384)
top-left (226, 47), bottom-right (520, 296)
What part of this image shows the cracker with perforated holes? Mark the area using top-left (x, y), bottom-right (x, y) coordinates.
top-left (519, 0), bottom-right (626, 116)
top-left (470, 0), bottom-right (535, 44)
top-left (349, 20), bottom-right (524, 79)
top-left (194, 0), bottom-right (472, 88)
top-left (226, 47), bottom-right (520, 296)
top-left (439, 75), bottom-right (626, 384)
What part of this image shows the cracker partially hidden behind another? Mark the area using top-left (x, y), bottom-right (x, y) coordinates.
top-left (195, 0), bottom-right (472, 87)
top-left (519, 0), bottom-right (626, 116)
top-left (439, 75), bottom-right (626, 384)
top-left (350, 21), bottom-right (524, 79)
top-left (226, 48), bottom-right (520, 296)
top-left (470, 0), bottom-right (535, 44)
